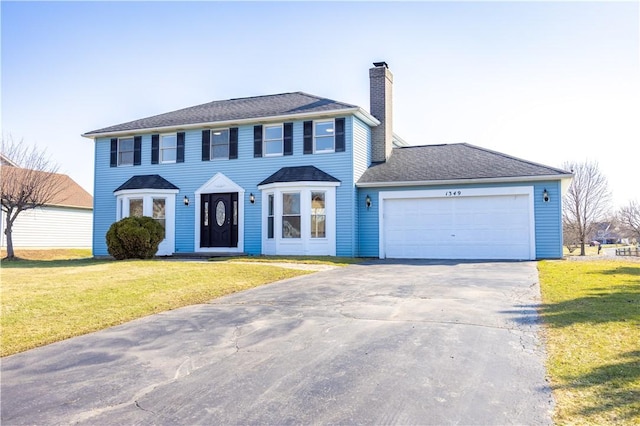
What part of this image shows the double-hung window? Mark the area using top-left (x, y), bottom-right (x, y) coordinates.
top-left (282, 192), bottom-right (301, 238)
top-left (311, 192), bottom-right (326, 238)
top-left (118, 137), bottom-right (135, 166)
top-left (264, 125), bottom-right (283, 156)
top-left (153, 198), bottom-right (166, 230)
top-left (129, 198), bottom-right (143, 217)
top-left (160, 134), bottom-right (177, 163)
top-left (314, 121), bottom-right (335, 153)
top-left (267, 194), bottom-right (275, 239)
top-left (211, 129), bottom-right (230, 159)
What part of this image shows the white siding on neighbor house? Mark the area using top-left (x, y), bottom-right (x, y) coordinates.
top-left (1, 206), bottom-right (93, 248)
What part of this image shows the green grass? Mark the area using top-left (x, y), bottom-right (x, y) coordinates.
top-left (216, 255), bottom-right (366, 266)
top-left (538, 260), bottom-right (640, 425)
top-left (1, 256), bottom-right (315, 357)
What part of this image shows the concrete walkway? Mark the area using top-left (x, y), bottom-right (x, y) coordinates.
top-left (1, 260), bottom-right (553, 425)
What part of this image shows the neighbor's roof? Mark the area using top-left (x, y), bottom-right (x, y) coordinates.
top-left (114, 175), bottom-right (179, 193)
top-left (1, 167), bottom-right (93, 209)
top-left (83, 92), bottom-right (378, 137)
top-left (358, 143), bottom-right (572, 186)
top-left (259, 166), bottom-right (341, 186)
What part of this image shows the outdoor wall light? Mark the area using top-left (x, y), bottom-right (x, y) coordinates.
top-left (542, 189), bottom-right (550, 203)
top-left (184, 195), bottom-right (189, 206)
top-left (249, 193), bottom-right (255, 204)
top-left (365, 194), bottom-right (372, 210)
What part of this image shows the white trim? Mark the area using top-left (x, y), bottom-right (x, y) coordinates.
top-left (194, 173), bottom-right (245, 254)
top-left (263, 123), bottom-right (284, 157)
top-left (378, 186), bottom-right (536, 260)
top-left (357, 174), bottom-right (574, 188)
top-left (82, 107), bottom-right (379, 139)
top-left (258, 181), bottom-right (340, 191)
top-left (117, 136), bottom-right (135, 167)
top-left (210, 128), bottom-right (230, 160)
top-left (313, 119), bottom-right (335, 154)
top-left (160, 133), bottom-right (177, 164)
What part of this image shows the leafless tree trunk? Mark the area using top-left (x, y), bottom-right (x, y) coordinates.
top-left (619, 200), bottom-right (640, 242)
top-left (1, 136), bottom-right (68, 260)
top-left (562, 161), bottom-right (612, 256)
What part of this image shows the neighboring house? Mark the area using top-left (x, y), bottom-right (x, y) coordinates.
top-left (591, 222), bottom-right (622, 245)
top-left (0, 166), bottom-right (93, 248)
top-left (83, 62), bottom-right (572, 260)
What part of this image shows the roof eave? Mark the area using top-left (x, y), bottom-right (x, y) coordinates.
top-left (82, 107), bottom-right (380, 139)
top-left (356, 174), bottom-right (574, 188)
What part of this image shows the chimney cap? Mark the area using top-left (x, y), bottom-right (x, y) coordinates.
top-left (373, 61), bottom-right (388, 68)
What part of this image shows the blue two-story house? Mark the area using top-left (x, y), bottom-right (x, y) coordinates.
top-left (83, 62), bottom-right (572, 260)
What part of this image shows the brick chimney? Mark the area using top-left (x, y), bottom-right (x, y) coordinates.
top-left (369, 61), bottom-right (393, 163)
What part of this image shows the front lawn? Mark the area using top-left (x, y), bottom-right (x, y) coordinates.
top-left (1, 258), bottom-right (314, 357)
top-left (538, 260), bottom-right (640, 425)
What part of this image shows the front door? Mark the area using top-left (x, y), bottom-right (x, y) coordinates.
top-left (200, 193), bottom-right (238, 248)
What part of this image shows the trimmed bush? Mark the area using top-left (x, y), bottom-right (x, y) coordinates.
top-left (106, 216), bottom-right (165, 260)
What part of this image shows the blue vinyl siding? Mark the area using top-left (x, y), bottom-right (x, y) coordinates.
top-left (352, 118), bottom-right (371, 257)
top-left (533, 181), bottom-right (563, 259)
top-left (357, 180), bottom-right (564, 259)
top-left (92, 117), bottom-right (359, 256)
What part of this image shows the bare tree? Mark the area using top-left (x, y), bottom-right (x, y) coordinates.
top-left (562, 160), bottom-right (612, 256)
top-left (1, 136), bottom-right (68, 260)
top-left (618, 200), bottom-right (640, 243)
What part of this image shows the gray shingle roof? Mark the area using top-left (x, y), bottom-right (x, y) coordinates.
top-left (114, 175), bottom-right (179, 192)
top-left (259, 166), bottom-right (341, 186)
top-left (358, 143), bottom-right (571, 184)
top-left (85, 92), bottom-right (358, 136)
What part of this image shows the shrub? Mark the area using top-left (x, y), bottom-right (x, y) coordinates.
top-left (106, 216), bottom-right (165, 260)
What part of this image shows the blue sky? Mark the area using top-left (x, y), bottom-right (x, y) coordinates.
top-left (2, 1), bottom-right (638, 208)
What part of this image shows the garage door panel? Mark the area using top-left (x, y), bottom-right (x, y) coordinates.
top-left (383, 194), bottom-right (532, 260)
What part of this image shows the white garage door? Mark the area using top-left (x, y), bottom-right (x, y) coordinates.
top-left (381, 189), bottom-right (534, 260)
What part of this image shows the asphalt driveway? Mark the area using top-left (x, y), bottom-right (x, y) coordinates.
top-left (1, 260), bottom-right (553, 425)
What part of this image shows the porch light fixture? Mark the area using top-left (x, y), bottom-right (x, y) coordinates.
top-left (184, 195), bottom-right (189, 206)
top-left (249, 193), bottom-right (255, 204)
top-left (542, 189), bottom-right (550, 203)
top-left (365, 194), bottom-right (372, 210)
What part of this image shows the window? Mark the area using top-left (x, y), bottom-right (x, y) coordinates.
top-left (264, 125), bottom-right (283, 156)
top-left (267, 194), bottom-right (274, 239)
top-left (129, 198), bottom-right (143, 217)
top-left (160, 134), bottom-right (177, 163)
top-left (118, 137), bottom-right (135, 166)
top-left (153, 198), bottom-right (166, 229)
top-left (314, 121), bottom-right (335, 153)
top-left (311, 192), bottom-right (326, 238)
top-left (282, 192), bottom-right (301, 238)
top-left (211, 129), bottom-right (230, 159)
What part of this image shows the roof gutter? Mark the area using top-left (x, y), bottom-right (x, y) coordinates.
top-left (356, 173), bottom-right (574, 188)
top-left (82, 107), bottom-right (380, 139)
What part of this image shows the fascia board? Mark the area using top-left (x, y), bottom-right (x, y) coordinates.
top-left (356, 174), bottom-right (574, 188)
top-left (82, 107), bottom-right (379, 139)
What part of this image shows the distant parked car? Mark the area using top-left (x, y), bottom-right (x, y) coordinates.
top-left (589, 241), bottom-right (601, 247)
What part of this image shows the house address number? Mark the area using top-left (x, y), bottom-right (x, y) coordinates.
top-left (445, 190), bottom-right (462, 196)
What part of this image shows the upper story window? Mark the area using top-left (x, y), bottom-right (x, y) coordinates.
top-left (160, 134), bottom-right (177, 163)
top-left (118, 137), bottom-right (135, 166)
top-left (314, 121), bottom-right (335, 153)
top-left (211, 129), bottom-right (230, 159)
top-left (264, 125), bottom-right (283, 156)
top-left (303, 118), bottom-right (344, 155)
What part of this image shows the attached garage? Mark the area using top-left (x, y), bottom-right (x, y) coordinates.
top-left (379, 187), bottom-right (535, 260)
